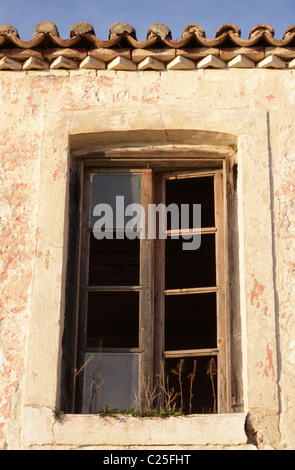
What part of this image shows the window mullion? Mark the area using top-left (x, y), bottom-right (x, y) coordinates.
top-left (139, 168), bottom-right (154, 409)
top-left (214, 169), bottom-right (228, 413)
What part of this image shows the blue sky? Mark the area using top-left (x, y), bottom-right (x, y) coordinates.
top-left (1, 0), bottom-right (294, 40)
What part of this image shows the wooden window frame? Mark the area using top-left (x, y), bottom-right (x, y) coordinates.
top-left (76, 167), bottom-right (153, 412)
top-left (153, 169), bottom-right (227, 412)
top-left (61, 149), bottom-right (243, 415)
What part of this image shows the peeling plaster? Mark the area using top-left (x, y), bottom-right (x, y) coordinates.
top-left (0, 69), bottom-right (295, 449)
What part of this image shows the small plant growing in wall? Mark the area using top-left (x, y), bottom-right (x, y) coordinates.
top-left (188, 359), bottom-right (197, 415)
top-left (74, 354), bottom-right (218, 416)
top-left (95, 404), bottom-right (183, 419)
top-left (52, 407), bottom-right (64, 423)
top-left (206, 357), bottom-right (217, 414)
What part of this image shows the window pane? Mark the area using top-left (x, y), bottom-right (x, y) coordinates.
top-left (165, 176), bottom-right (215, 228)
top-left (88, 235), bottom-right (140, 286)
top-left (165, 293), bottom-right (217, 351)
top-left (165, 234), bottom-right (216, 289)
top-left (87, 291), bottom-right (139, 348)
top-left (89, 173), bottom-right (142, 229)
top-left (165, 355), bottom-right (218, 414)
top-left (82, 352), bottom-right (139, 413)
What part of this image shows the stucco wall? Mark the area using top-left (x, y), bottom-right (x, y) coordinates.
top-left (0, 67), bottom-right (294, 450)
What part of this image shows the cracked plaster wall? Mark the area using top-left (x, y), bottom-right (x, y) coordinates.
top-left (0, 68), bottom-right (294, 450)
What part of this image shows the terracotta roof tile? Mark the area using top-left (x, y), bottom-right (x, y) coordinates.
top-left (0, 22), bottom-right (294, 71)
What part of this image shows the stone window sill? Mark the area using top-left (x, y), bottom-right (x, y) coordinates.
top-left (22, 407), bottom-right (254, 450)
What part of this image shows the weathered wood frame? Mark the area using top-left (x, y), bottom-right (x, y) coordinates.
top-left (153, 169), bottom-right (228, 413)
top-left (61, 148), bottom-right (242, 414)
top-left (72, 167), bottom-right (153, 412)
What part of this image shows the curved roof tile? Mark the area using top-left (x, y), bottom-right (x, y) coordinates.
top-left (0, 22), bottom-right (294, 70)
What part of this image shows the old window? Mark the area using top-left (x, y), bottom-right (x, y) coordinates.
top-left (62, 152), bottom-right (241, 415)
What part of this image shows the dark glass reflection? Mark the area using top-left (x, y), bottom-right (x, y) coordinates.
top-left (165, 234), bottom-right (216, 289)
top-left (88, 235), bottom-right (140, 287)
top-left (87, 291), bottom-right (139, 348)
top-left (165, 293), bottom-right (217, 351)
top-left (165, 176), bottom-right (215, 229)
